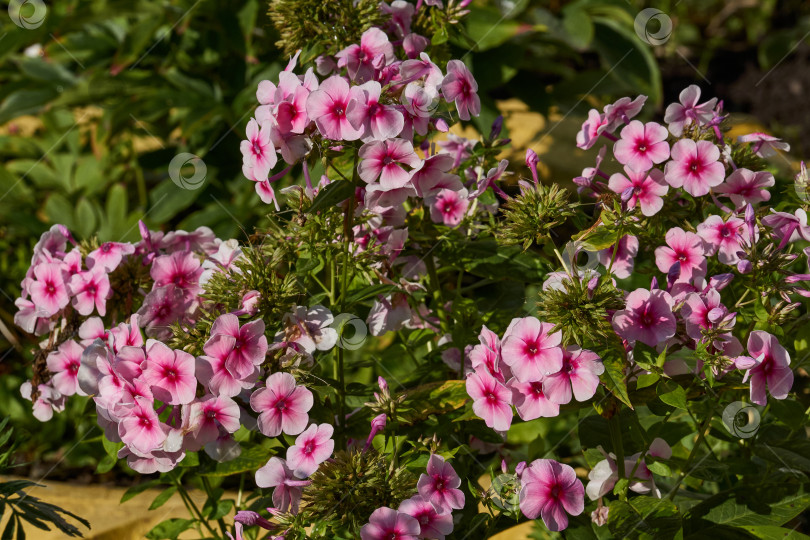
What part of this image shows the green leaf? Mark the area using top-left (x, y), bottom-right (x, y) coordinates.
top-left (465, 6), bottom-right (521, 51)
top-left (576, 225), bottom-right (619, 252)
top-left (145, 518), bottom-right (195, 540)
top-left (636, 373), bottom-right (660, 390)
top-left (199, 444), bottom-right (272, 477)
top-left (647, 460), bottom-right (671, 476)
top-left (2, 515), bottom-right (15, 540)
top-left (95, 455), bottom-right (116, 474)
top-left (307, 180), bottom-right (354, 214)
top-left (120, 479), bottom-right (162, 503)
top-left (101, 435), bottom-right (123, 458)
top-left (397, 380), bottom-right (470, 425)
top-left (755, 442), bottom-right (810, 473)
top-left (657, 380), bottom-right (687, 410)
top-left (0, 480), bottom-right (39, 497)
top-left (592, 18), bottom-right (662, 104)
top-left (600, 353), bottom-right (632, 408)
top-left (739, 526), bottom-right (810, 540)
top-left (561, 7), bottom-right (594, 49)
top-left (687, 486), bottom-right (810, 530)
top-left (608, 496), bottom-right (681, 539)
top-left (149, 486), bottom-right (177, 510)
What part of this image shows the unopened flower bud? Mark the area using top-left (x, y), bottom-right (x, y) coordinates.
top-left (737, 259), bottom-right (752, 274)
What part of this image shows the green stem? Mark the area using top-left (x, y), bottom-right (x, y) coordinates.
top-left (174, 478), bottom-right (218, 538)
top-left (201, 476), bottom-right (228, 537)
top-left (334, 149), bottom-right (359, 450)
top-left (668, 404), bottom-right (714, 500)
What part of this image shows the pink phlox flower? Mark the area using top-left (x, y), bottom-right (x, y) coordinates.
top-left (118, 446), bottom-right (184, 475)
top-left (586, 438), bottom-right (671, 500)
top-left (411, 154), bottom-right (462, 199)
top-left (441, 60), bottom-right (480, 121)
top-left (187, 394), bottom-right (241, 449)
top-left (199, 239), bottom-right (243, 286)
top-left (714, 168), bottom-right (774, 209)
top-left (255, 457), bottom-right (309, 514)
top-left (347, 81), bottom-right (405, 141)
top-left (381, 0), bottom-right (415, 37)
top-left (417, 454), bottom-right (466, 512)
top-left (46, 340), bottom-right (85, 397)
top-left (603, 95), bottom-right (647, 131)
top-left (466, 368), bottom-right (513, 431)
top-left (612, 288), bottom-right (677, 347)
top-left (398, 495), bottom-right (454, 539)
top-left (336, 28), bottom-right (394, 82)
top-left (737, 330), bottom-right (794, 405)
top-left (78, 317), bottom-right (108, 347)
top-left (654, 227), bottom-right (707, 283)
top-left (402, 33), bottom-right (430, 59)
top-left (469, 325), bottom-right (509, 382)
top-left (697, 214), bottom-right (747, 265)
top-left (109, 315), bottom-right (144, 353)
top-left (86, 241), bottom-right (135, 272)
top-left (542, 346), bottom-right (604, 404)
top-left (429, 187), bottom-right (469, 227)
top-left (136, 285), bottom-right (188, 340)
top-left (519, 459), bottom-right (585, 532)
top-left (198, 334), bottom-right (260, 397)
top-left (762, 209), bottom-right (810, 248)
top-left (501, 317), bottom-right (563, 383)
top-left (738, 132), bottom-right (790, 158)
top-left (613, 120), bottom-right (670, 172)
top-left (209, 314), bottom-right (268, 379)
top-left (250, 372), bottom-right (313, 437)
top-left (367, 293), bottom-right (413, 337)
top-left (360, 507), bottom-right (421, 540)
top-left (664, 85), bottom-right (717, 136)
top-left (150, 251), bottom-right (203, 297)
top-left (468, 159), bottom-right (508, 200)
top-left (275, 305), bottom-right (338, 354)
top-left (20, 382), bottom-right (65, 422)
top-left (664, 139), bottom-right (725, 197)
top-left (608, 166), bottom-right (668, 216)
top-left (306, 75), bottom-right (363, 141)
top-left (118, 396), bottom-right (168, 455)
top-left (598, 235), bottom-right (639, 279)
top-left (28, 262), bottom-right (69, 317)
top-left (286, 423), bottom-right (335, 478)
top-left (358, 138), bottom-right (421, 188)
top-left (509, 378), bottom-right (560, 421)
top-left (142, 340), bottom-right (197, 405)
top-left (400, 52), bottom-right (443, 89)
top-left (576, 109), bottom-right (609, 150)
top-left (240, 118), bottom-right (278, 181)
top-left (68, 268), bottom-right (111, 316)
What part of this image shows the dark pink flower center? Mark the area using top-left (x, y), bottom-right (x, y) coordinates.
top-left (485, 391), bottom-right (497, 403)
top-left (332, 103), bottom-right (345, 117)
top-left (689, 158), bottom-right (701, 173)
top-left (304, 441), bottom-right (315, 454)
top-left (102, 243), bottom-right (113, 253)
top-left (433, 475), bottom-right (445, 491)
top-left (252, 140), bottom-right (263, 156)
top-left (164, 367), bottom-right (178, 380)
top-left (276, 399), bottom-right (287, 411)
top-left (68, 361), bottom-right (80, 373)
top-left (138, 414), bottom-right (152, 428)
top-left (46, 282), bottom-right (56, 294)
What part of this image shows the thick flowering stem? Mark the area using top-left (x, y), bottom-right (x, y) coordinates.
top-left (335, 149), bottom-right (360, 450)
top-left (173, 476), bottom-right (219, 537)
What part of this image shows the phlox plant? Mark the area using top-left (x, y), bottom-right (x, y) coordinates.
top-left (10, 1), bottom-right (810, 539)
